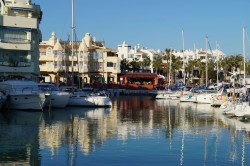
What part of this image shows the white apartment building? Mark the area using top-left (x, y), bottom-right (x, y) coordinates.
top-left (173, 49), bottom-right (225, 63)
top-left (39, 32), bottom-right (120, 86)
top-left (117, 41), bottom-right (163, 73)
top-left (0, 0), bottom-right (42, 81)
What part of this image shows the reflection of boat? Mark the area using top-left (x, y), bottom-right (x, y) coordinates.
top-left (0, 91), bottom-right (7, 109)
top-left (0, 80), bottom-right (49, 110)
top-left (0, 110), bottom-right (42, 164)
top-left (38, 83), bottom-right (71, 108)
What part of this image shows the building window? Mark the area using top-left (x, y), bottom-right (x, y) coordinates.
top-left (107, 62), bottom-right (113, 67)
top-left (93, 52), bottom-right (103, 60)
top-left (46, 47), bottom-right (52, 56)
top-left (0, 50), bottom-right (30, 67)
top-left (0, 29), bottom-right (27, 43)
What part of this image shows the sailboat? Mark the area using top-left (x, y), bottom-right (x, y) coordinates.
top-left (66, 0), bottom-right (112, 108)
top-left (225, 27), bottom-right (250, 117)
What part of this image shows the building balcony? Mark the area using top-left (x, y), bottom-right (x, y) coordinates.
top-left (0, 15), bottom-right (38, 29)
top-left (0, 62), bottom-right (35, 73)
top-left (40, 65), bottom-right (54, 72)
top-left (0, 41), bottom-right (31, 50)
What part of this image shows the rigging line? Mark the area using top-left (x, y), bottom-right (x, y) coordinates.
top-left (208, 41), bottom-right (213, 52)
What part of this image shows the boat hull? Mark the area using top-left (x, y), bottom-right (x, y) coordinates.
top-left (5, 93), bottom-right (48, 110)
top-left (68, 95), bottom-right (112, 107)
top-left (45, 92), bottom-right (70, 108)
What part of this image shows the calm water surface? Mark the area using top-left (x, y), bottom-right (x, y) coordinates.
top-left (0, 96), bottom-right (250, 166)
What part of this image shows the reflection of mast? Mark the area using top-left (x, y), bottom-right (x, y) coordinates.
top-left (168, 100), bottom-right (172, 150)
top-left (204, 119), bottom-right (208, 166)
top-left (180, 105), bottom-right (185, 166)
top-left (242, 133), bottom-right (245, 166)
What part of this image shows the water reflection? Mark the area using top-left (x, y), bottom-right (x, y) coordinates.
top-left (0, 96), bottom-right (250, 165)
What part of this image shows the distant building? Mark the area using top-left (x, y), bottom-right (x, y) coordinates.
top-left (0, 0), bottom-right (42, 81)
top-left (39, 32), bottom-right (120, 86)
top-left (173, 49), bottom-right (225, 63)
top-left (117, 41), bottom-right (163, 73)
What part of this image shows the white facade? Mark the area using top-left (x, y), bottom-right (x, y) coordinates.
top-left (0, 0), bottom-right (42, 81)
top-left (117, 41), bottom-right (163, 73)
top-left (173, 49), bottom-right (225, 63)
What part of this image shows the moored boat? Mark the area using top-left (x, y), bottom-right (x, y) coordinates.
top-left (38, 83), bottom-right (71, 108)
top-left (0, 80), bottom-right (49, 110)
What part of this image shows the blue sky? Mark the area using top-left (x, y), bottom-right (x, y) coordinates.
top-left (33, 0), bottom-right (250, 56)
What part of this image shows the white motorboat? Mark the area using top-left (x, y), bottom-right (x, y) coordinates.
top-left (65, 89), bottom-right (112, 107)
top-left (0, 91), bottom-right (7, 109)
top-left (38, 83), bottom-right (71, 108)
top-left (233, 102), bottom-right (250, 118)
top-left (0, 80), bottom-right (49, 110)
top-left (220, 100), bottom-right (234, 114)
top-left (196, 88), bottom-right (223, 104)
top-left (155, 89), bottom-right (181, 100)
top-left (179, 88), bottom-right (201, 102)
top-left (180, 94), bottom-right (197, 102)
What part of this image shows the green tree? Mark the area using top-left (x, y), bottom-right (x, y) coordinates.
top-left (141, 55), bottom-right (151, 72)
top-left (129, 58), bottom-right (140, 72)
top-left (120, 58), bottom-right (130, 72)
top-left (153, 55), bottom-right (162, 74)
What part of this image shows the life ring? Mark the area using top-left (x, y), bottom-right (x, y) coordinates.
top-left (216, 95), bottom-right (222, 100)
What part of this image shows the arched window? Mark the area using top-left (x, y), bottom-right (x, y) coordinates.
top-left (46, 47), bottom-right (52, 56)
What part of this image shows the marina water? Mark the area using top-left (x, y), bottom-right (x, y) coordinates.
top-left (0, 96), bottom-right (250, 166)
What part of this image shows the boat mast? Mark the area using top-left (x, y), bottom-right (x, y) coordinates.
top-left (182, 30), bottom-right (185, 84)
top-left (71, 0), bottom-right (75, 86)
top-left (243, 26), bottom-right (246, 86)
top-left (205, 36), bottom-right (208, 87)
top-left (168, 48), bottom-right (172, 86)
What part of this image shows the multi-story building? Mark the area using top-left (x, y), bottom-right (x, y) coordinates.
top-left (0, 0), bottom-right (42, 81)
top-left (173, 48), bottom-right (225, 63)
top-left (39, 32), bottom-right (120, 86)
top-left (117, 41), bottom-right (163, 73)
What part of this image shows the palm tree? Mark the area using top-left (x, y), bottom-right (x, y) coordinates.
top-left (153, 55), bottom-right (162, 74)
top-left (120, 58), bottom-right (130, 72)
top-left (196, 59), bottom-right (206, 85)
top-left (220, 56), bottom-right (231, 81)
top-left (129, 58), bottom-right (140, 72)
top-left (171, 56), bottom-right (182, 84)
top-left (141, 55), bottom-right (151, 72)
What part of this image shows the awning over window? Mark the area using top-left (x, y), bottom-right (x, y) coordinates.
top-left (11, 7), bottom-right (33, 12)
top-left (0, 26), bottom-right (32, 32)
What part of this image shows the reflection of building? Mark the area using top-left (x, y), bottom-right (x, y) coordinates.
top-left (0, 0), bottom-right (42, 81)
top-left (39, 32), bottom-right (120, 85)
